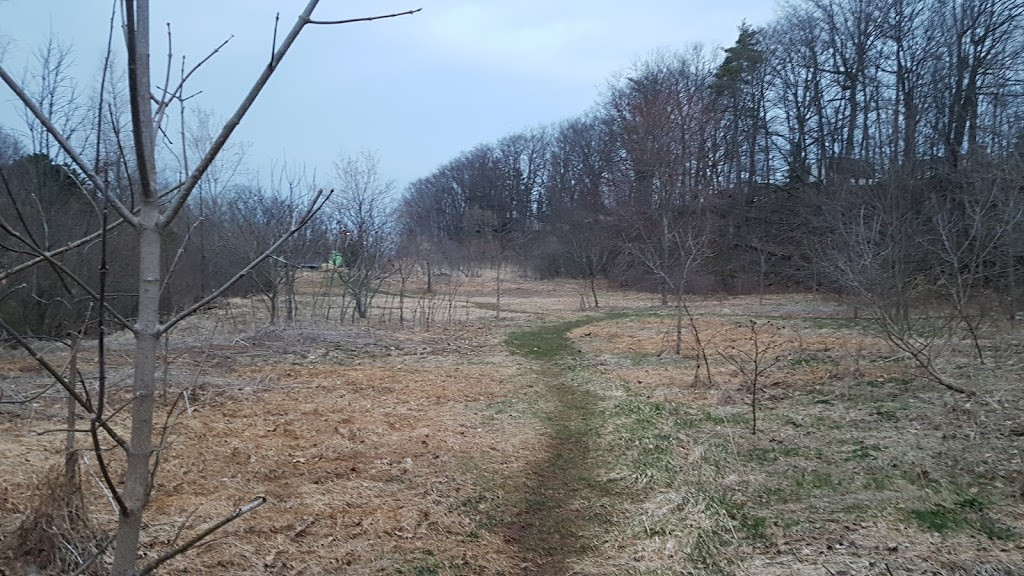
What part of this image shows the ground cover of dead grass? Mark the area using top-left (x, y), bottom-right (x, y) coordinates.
top-left (567, 294), bottom-right (1024, 575)
top-left (0, 275), bottom-right (650, 574)
top-left (0, 317), bottom-right (543, 574)
top-left (3, 283), bottom-right (1021, 575)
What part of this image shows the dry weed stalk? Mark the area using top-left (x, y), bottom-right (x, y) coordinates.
top-left (0, 461), bottom-right (104, 575)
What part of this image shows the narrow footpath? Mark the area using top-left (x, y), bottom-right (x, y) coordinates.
top-left (502, 317), bottom-right (611, 575)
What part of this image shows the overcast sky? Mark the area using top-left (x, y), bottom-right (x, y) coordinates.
top-left (0, 1), bottom-right (778, 191)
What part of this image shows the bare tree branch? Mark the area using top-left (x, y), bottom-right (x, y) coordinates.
top-left (153, 34), bottom-right (233, 131)
top-left (159, 188), bottom-right (331, 333)
top-left (158, 2), bottom-right (419, 227)
top-left (306, 8), bottom-right (422, 25)
top-left (137, 496), bottom-right (267, 576)
top-left (0, 214), bottom-right (127, 284)
top-left (123, 0), bottom-right (159, 204)
top-left (0, 65), bottom-right (138, 226)
top-left (0, 213), bottom-right (136, 331)
top-left (0, 316), bottom-right (127, 448)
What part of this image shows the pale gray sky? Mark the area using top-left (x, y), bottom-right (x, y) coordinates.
top-left (0, 1), bottom-right (778, 190)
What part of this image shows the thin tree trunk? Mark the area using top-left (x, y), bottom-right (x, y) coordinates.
top-left (751, 372), bottom-right (758, 435)
top-left (112, 1), bottom-right (161, 570)
top-left (112, 208), bottom-right (161, 575)
top-left (675, 295), bottom-right (683, 356)
top-left (495, 259), bottom-right (502, 319)
top-left (65, 332), bottom-right (78, 482)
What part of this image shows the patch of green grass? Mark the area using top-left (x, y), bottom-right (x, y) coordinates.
top-left (846, 442), bottom-right (881, 461)
top-left (613, 395), bottom-right (667, 427)
top-left (712, 493), bottom-right (773, 544)
top-left (506, 320), bottom-right (588, 361)
top-left (864, 376), bottom-right (914, 389)
top-left (505, 311), bottom-right (634, 362)
top-left (871, 405), bottom-right (905, 422)
top-left (949, 496), bottom-right (1020, 541)
top-left (791, 468), bottom-right (838, 491)
top-left (783, 413), bottom-right (843, 430)
top-left (743, 445), bottom-right (801, 464)
top-left (955, 495), bottom-right (986, 511)
top-left (977, 517), bottom-right (1018, 541)
top-left (788, 353), bottom-right (837, 367)
top-left (909, 506), bottom-right (967, 533)
top-left (737, 513), bottom-right (770, 540)
top-left (608, 394), bottom-right (679, 486)
top-left (863, 474), bottom-right (895, 491)
top-left (700, 410), bottom-right (750, 426)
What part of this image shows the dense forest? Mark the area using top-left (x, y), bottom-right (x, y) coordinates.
top-left (3, 0), bottom-right (1024, 338)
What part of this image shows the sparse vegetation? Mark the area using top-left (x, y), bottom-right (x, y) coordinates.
top-left (2, 276), bottom-right (1023, 574)
top-left (4, 0), bottom-right (1024, 572)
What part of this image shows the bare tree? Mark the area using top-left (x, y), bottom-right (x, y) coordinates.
top-left (179, 107), bottom-right (251, 296)
top-left (818, 174), bottom-right (975, 395)
top-left (717, 320), bottom-right (784, 435)
top-left (0, 125), bottom-right (24, 164)
top-left (0, 3), bottom-right (419, 574)
top-left (332, 151), bottom-right (397, 321)
top-left (927, 166), bottom-right (1024, 362)
top-left (628, 215), bottom-right (710, 362)
top-left (21, 35), bottom-right (88, 162)
top-left (221, 183), bottom-right (326, 325)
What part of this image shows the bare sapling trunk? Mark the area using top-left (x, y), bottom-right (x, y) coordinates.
top-left (495, 258), bottom-right (503, 319)
top-left (285, 267), bottom-right (297, 323)
top-left (65, 332), bottom-right (80, 482)
top-left (2, 1), bottom-right (420, 573)
top-left (682, 300), bottom-right (713, 387)
top-left (675, 291), bottom-right (684, 356)
top-left (717, 320), bottom-right (783, 435)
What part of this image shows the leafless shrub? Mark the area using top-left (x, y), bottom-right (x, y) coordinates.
top-left (717, 319), bottom-right (785, 435)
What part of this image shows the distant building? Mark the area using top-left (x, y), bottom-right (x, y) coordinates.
top-left (810, 156), bottom-right (877, 186)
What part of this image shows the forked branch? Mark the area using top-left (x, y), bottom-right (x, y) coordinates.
top-left (158, 2), bottom-right (420, 227)
top-left (0, 316), bottom-right (127, 449)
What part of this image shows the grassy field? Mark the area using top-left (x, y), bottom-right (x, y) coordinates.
top-left (1, 272), bottom-right (1022, 574)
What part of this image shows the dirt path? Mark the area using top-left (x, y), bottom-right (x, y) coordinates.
top-left (502, 318), bottom-right (613, 574)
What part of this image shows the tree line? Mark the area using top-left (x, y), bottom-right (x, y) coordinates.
top-left (398, 0), bottom-right (1024, 324)
top-left (1, 108), bottom-right (399, 336)
top-left (0, 122), bottom-right (402, 336)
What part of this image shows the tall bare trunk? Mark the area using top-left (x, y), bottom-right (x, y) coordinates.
top-left (112, 1), bottom-right (160, 572)
top-left (112, 206), bottom-right (161, 575)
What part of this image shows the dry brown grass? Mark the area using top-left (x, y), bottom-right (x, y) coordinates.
top-left (1, 281), bottom-right (1022, 575)
top-left (565, 295), bottom-right (1024, 575)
